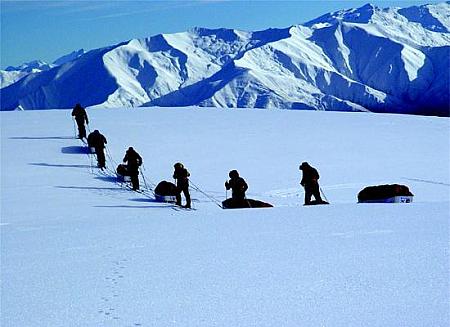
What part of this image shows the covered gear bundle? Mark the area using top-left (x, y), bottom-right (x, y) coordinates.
top-left (154, 181), bottom-right (178, 203)
top-left (116, 164), bottom-right (132, 182)
top-left (222, 198), bottom-right (273, 209)
top-left (358, 184), bottom-right (414, 203)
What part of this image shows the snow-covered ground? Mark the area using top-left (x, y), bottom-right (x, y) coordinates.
top-left (1, 107), bottom-right (449, 326)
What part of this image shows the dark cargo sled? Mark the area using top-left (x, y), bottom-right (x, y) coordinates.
top-left (222, 198), bottom-right (273, 209)
top-left (154, 181), bottom-right (178, 203)
top-left (116, 164), bottom-right (131, 182)
top-left (358, 184), bottom-right (414, 203)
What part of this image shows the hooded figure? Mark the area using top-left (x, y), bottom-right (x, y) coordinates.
top-left (71, 103), bottom-right (89, 139)
top-left (173, 162), bottom-right (191, 208)
top-left (87, 130), bottom-right (107, 168)
top-left (123, 147), bottom-right (142, 191)
top-left (225, 170), bottom-right (248, 201)
top-left (299, 162), bottom-right (324, 205)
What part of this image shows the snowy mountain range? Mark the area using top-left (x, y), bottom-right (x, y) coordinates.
top-left (0, 49), bottom-right (85, 89)
top-left (1, 2), bottom-right (449, 116)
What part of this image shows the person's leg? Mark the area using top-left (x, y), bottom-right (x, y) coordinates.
top-left (131, 172), bottom-right (139, 190)
top-left (312, 183), bottom-right (323, 202)
top-left (183, 185), bottom-right (191, 208)
top-left (304, 186), bottom-right (312, 205)
top-left (78, 124), bottom-right (86, 139)
top-left (175, 186), bottom-right (182, 206)
top-left (96, 149), bottom-right (106, 168)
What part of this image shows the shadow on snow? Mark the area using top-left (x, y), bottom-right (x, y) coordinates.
top-left (30, 162), bottom-right (91, 169)
top-left (55, 185), bottom-right (123, 191)
top-left (61, 146), bottom-right (90, 154)
top-left (9, 136), bottom-right (75, 140)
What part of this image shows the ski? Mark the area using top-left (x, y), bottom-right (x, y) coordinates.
top-left (171, 205), bottom-right (197, 211)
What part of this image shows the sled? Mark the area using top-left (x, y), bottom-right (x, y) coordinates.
top-left (222, 198), bottom-right (273, 209)
top-left (116, 174), bottom-right (131, 182)
top-left (154, 181), bottom-right (178, 203)
top-left (116, 164), bottom-right (131, 182)
top-left (154, 194), bottom-right (177, 203)
top-left (358, 184), bottom-right (413, 204)
top-left (359, 196), bottom-right (413, 204)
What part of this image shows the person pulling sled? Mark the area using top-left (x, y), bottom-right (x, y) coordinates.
top-left (71, 103), bottom-right (89, 139)
top-left (225, 170), bottom-right (248, 202)
top-left (173, 162), bottom-right (191, 208)
top-left (222, 170), bottom-right (272, 209)
top-left (122, 147), bottom-right (142, 191)
top-left (299, 162), bottom-right (328, 205)
top-left (87, 130), bottom-right (107, 169)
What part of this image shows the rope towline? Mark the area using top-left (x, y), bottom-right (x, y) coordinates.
top-left (189, 180), bottom-right (223, 209)
top-left (80, 139), bottom-right (226, 208)
top-left (80, 141), bottom-right (156, 199)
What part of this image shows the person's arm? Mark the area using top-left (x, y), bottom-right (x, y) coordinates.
top-left (313, 168), bottom-right (319, 181)
top-left (242, 180), bottom-right (248, 192)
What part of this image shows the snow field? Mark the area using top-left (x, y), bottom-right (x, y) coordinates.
top-left (1, 107), bottom-right (449, 326)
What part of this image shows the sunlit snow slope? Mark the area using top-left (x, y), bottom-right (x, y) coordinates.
top-left (1, 107), bottom-right (449, 326)
top-left (1, 3), bottom-right (449, 115)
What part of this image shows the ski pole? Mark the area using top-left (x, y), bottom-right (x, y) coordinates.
top-left (141, 164), bottom-right (156, 188)
top-left (320, 187), bottom-right (329, 203)
top-left (139, 167), bottom-right (150, 191)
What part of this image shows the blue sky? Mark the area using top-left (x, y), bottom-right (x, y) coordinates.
top-left (1, 0), bottom-right (443, 69)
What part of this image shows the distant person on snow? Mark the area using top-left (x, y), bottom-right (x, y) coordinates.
top-left (173, 162), bottom-right (191, 208)
top-left (87, 130), bottom-right (107, 169)
top-left (123, 147), bottom-right (142, 191)
top-left (299, 162), bottom-right (325, 205)
top-left (71, 103), bottom-right (89, 139)
top-left (225, 170), bottom-right (248, 201)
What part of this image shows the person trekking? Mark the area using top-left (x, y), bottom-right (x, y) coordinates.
top-left (225, 170), bottom-right (248, 201)
top-left (173, 162), bottom-right (191, 208)
top-left (299, 162), bottom-right (325, 205)
top-left (71, 103), bottom-right (89, 139)
top-left (87, 130), bottom-right (107, 169)
top-left (122, 147), bottom-right (142, 191)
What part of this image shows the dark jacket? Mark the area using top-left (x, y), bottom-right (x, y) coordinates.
top-left (300, 165), bottom-right (320, 187)
top-left (71, 105), bottom-right (89, 125)
top-left (173, 167), bottom-right (190, 187)
top-left (87, 132), bottom-right (107, 149)
top-left (123, 149), bottom-right (142, 171)
top-left (225, 177), bottom-right (248, 199)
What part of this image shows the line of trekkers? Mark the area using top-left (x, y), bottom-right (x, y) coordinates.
top-left (72, 103), bottom-right (414, 208)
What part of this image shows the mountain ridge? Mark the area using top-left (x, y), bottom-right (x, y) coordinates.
top-left (1, 2), bottom-right (449, 116)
